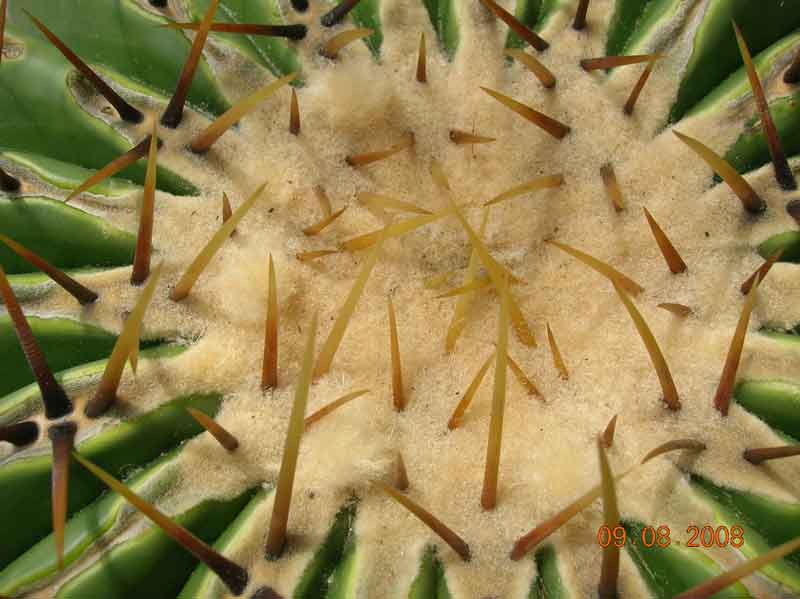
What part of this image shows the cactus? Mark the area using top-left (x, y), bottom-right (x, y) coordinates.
top-left (1, 0), bottom-right (800, 597)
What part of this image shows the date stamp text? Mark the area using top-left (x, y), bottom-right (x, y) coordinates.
top-left (597, 525), bottom-right (745, 549)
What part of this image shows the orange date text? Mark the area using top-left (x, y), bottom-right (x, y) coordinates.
top-left (596, 525), bottom-right (744, 549)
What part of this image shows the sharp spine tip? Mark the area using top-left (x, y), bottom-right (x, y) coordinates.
top-left (49, 421), bottom-right (77, 571)
top-left (289, 88), bottom-right (300, 135)
top-left (222, 192), bottom-right (234, 230)
top-left (395, 451), bottom-right (410, 491)
top-left (713, 275), bottom-right (760, 416)
top-left (131, 123), bottom-right (158, 286)
top-left (623, 58), bottom-right (657, 115)
top-left (416, 32), bottom-right (427, 83)
top-left (602, 415), bottom-right (618, 448)
top-left (388, 296), bottom-right (406, 412)
top-left (546, 323), bottom-right (569, 380)
top-left (643, 207), bottom-right (687, 274)
top-left (733, 21), bottom-right (797, 191)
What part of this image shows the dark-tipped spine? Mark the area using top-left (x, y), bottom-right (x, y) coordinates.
top-left (0, 266), bottom-right (72, 419)
top-left (321, 0), bottom-right (363, 27)
top-left (0, 234), bottom-right (98, 304)
top-left (478, 0), bottom-right (549, 51)
top-left (25, 11), bottom-right (143, 123)
top-left (733, 22), bottom-right (796, 191)
top-left (49, 422), bottom-right (77, 569)
top-left (573, 0), bottom-right (590, 30)
top-left (416, 33), bottom-right (427, 83)
top-left (161, 0), bottom-right (219, 127)
top-left (289, 89), bottom-right (300, 136)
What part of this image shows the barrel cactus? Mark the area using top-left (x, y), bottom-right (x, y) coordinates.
top-left (1, 0), bottom-right (800, 597)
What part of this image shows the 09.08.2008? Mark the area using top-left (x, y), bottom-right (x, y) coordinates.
top-left (597, 525), bottom-right (745, 549)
